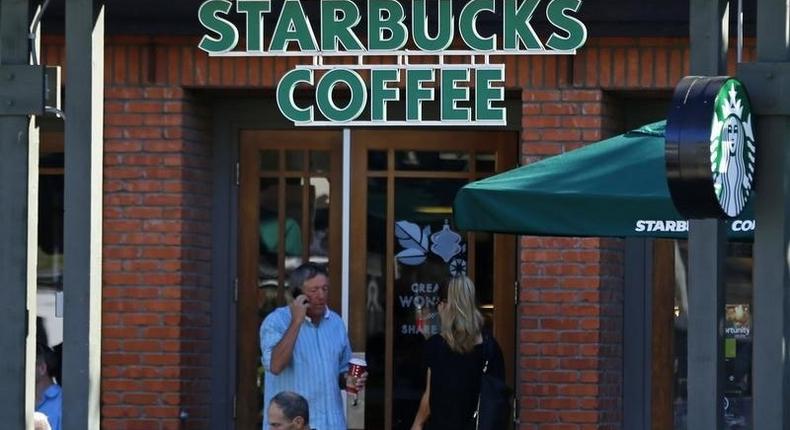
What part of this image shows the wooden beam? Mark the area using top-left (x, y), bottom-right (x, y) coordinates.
top-left (62, 1), bottom-right (104, 429)
top-left (0, 1), bottom-right (38, 429)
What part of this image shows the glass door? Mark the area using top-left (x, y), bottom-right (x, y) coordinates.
top-left (237, 130), bottom-right (343, 429)
top-left (651, 239), bottom-right (754, 429)
top-left (349, 130), bottom-right (518, 430)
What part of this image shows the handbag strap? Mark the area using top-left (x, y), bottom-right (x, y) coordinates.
top-left (480, 335), bottom-right (492, 375)
top-left (474, 335), bottom-right (492, 429)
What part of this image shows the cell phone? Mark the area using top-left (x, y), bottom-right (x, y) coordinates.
top-left (292, 287), bottom-right (309, 304)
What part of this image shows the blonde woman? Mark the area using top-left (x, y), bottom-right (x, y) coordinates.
top-left (410, 276), bottom-right (505, 430)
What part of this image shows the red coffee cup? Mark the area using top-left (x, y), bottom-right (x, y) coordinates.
top-left (347, 358), bottom-right (367, 395)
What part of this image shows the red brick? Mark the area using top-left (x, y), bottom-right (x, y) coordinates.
top-left (559, 384), bottom-right (599, 396)
top-left (542, 129), bottom-right (581, 141)
top-left (521, 411), bottom-right (558, 422)
top-left (124, 340), bottom-right (162, 353)
top-left (640, 48), bottom-right (654, 87)
top-left (523, 142), bottom-right (562, 155)
top-left (532, 56), bottom-right (545, 88)
top-left (521, 330), bottom-right (559, 343)
top-left (599, 48), bottom-right (613, 87)
top-left (560, 411), bottom-right (600, 423)
top-left (122, 313), bottom-right (162, 325)
top-left (542, 398), bottom-right (579, 410)
top-left (541, 318), bottom-right (579, 330)
top-left (655, 48), bottom-right (669, 88)
top-left (523, 90), bottom-right (561, 102)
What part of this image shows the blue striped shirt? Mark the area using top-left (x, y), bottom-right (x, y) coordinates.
top-left (260, 306), bottom-right (351, 430)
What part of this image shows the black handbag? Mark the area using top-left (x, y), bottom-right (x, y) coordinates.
top-left (473, 336), bottom-right (511, 430)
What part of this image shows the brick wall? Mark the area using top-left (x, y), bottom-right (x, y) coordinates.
top-left (41, 34), bottom-right (756, 429)
top-left (100, 85), bottom-right (213, 430)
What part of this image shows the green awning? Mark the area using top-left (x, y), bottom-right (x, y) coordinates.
top-left (453, 121), bottom-right (755, 239)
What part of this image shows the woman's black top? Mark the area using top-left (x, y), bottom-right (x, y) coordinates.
top-left (422, 333), bottom-right (505, 430)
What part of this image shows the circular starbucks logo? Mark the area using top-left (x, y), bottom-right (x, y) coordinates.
top-left (710, 80), bottom-right (756, 217)
top-left (666, 76), bottom-right (757, 219)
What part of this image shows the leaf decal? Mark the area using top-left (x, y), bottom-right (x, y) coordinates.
top-left (395, 220), bottom-right (430, 252)
top-left (396, 248), bottom-right (427, 266)
top-left (421, 226), bottom-right (431, 250)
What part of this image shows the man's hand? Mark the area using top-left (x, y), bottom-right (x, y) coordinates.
top-left (345, 371), bottom-right (368, 392)
top-left (290, 294), bottom-right (309, 324)
top-left (270, 295), bottom-right (309, 375)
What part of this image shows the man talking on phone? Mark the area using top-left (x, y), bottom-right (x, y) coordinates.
top-left (260, 262), bottom-right (366, 430)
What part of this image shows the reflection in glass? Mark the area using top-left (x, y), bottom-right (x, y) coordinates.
top-left (395, 151), bottom-right (470, 172)
top-left (672, 241), bottom-right (753, 430)
top-left (366, 178), bottom-right (387, 430)
top-left (309, 177), bottom-right (330, 263)
top-left (476, 152), bottom-right (496, 172)
top-left (368, 150), bottom-right (387, 171)
top-left (474, 231), bottom-right (494, 312)
top-left (391, 178), bottom-right (468, 430)
top-left (285, 178), bottom-right (305, 273)
top-left (285, 150), bottom-right (304, 171)
top-left (310, 150), bottom-right (330, 174)
top-left (260, 149), bottom-right (278, 171)
top-left (38, 171), bottom-right (64, 349)
top-left (255, 152), bottom-right (338, 426)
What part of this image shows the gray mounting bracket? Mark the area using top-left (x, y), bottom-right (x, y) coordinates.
top-left (737, 62), bottom-right (790, 116)
top-left (0, 65), bottom-right (47, 116)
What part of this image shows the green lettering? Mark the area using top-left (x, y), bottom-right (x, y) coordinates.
top-left (321, 0), bottom-right (364, 52)
top-left (270, 0), bottom-right (318, 52)
top-left (371, 69), bottom-right (400, 122)
top-left (198, 0), bottom-right (238, 53)
top-left (475, 67), bottom-right (505, 122)
top-left (459, 0), bottom-right (496, 51)
top-left (276, 69), bottom-right (314, 123)
top-left (503, 0), bottom-right (542, 50)
top-left (237, 0), bottom-right (271, 52)
top-left (412, 0), bottom-right (454, 51)
top-left (406, 68), bottom-right (435, 121)
top-left (367, 0), bottom-right (408, 51)
top-left (546, 0), bottom-right (588, 51)
top-left (316, 69), bottom-right (367, 122)
top-left (441, 69), bottom-right (471, 121)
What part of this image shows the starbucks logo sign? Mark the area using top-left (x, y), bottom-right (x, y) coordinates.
top-left (666, 76), bottom-right (757, 219)
top-left (710, 81), bottom-right (755, 217)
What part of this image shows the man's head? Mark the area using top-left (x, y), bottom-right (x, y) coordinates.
top-left (35, 343), bottom-right (57, 385)
top-left (268, 391), bottom-right (309, 430)
top-left (288, 263), bottom-right (329, 319)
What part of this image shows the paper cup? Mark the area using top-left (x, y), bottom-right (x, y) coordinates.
top-left (347, 358), bottom-right (367, 395)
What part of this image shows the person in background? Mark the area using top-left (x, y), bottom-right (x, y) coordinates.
top-left (410, 275), bottom-right (505, 430)
top-left (267, 391), bottom-right (311, 430)
top-left (35, 343), bottom-right (61, 430)
top-left (259, 263), bottom-right (366, 430)
top-left (33, 411), bottom-right (52, 430)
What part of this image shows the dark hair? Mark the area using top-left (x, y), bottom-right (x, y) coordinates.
top-left (287, 262), bottom-right (328, 294)
top-left (271, 391), bottom-right (310, 424)
top-left (36, 343), bottom-right (59, 381)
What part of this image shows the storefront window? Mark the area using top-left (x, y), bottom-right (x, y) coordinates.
top-left (671, 241), bottom-right (753, 429)
top-left (38, 132), bottom-right (64, 350)
top-left (354, 130), bottom-right (517, 430)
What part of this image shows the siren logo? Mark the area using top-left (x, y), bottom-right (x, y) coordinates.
top-left (197, 0), bottom-right (587, 126)
top-left (711, 80), bottom-right (756, 217)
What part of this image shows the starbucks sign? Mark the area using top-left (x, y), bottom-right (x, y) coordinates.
top-left (197, 0), bottom-right (588, 126)
top-left (666, 76), bottom-right (756, 219)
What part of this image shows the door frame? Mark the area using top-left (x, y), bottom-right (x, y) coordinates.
top-left (211, 99), bottom-right (336, 429)
top-left (210, 97), bottom-right (523, 429)
top-left (349, 129), bottom-right (519, 430)
top-left (237, 130), bottom-right (344, 428)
